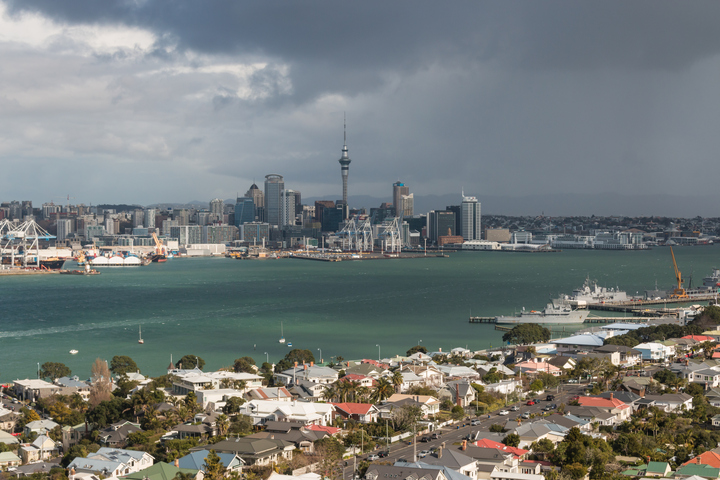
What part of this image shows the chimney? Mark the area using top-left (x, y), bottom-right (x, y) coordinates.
top-left (174, 459), bottom-right (179, 468)
top-left (304, 364), bottom-right (308, 370)
top-left (610, 393), bottom-right (614, 400)
top-left (347, 361), bottom-right (350, 367)
top-left (439, 348), bottom-right (442, 352)
top-left (294, 362), bottom-right (298, 368)
top-left (311, 362), bottom-right (314, 367)
top-left (462, 440), bottom-right (467, 451)
top-left (438, 446), bottom-right (443, 458)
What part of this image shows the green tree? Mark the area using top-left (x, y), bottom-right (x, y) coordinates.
top-left (502, 324), bottom-right (551, 345)
top-left (563, 463), bottom-right (588, 480)
top-left (483, 368), bottom-right (501, 385)
top-left (176, 355), bottom-right (205, 370)
top-left (489, 424), bottom-right (506, 433)
top-left (451, 405), bottom-right (465, 421)
top-left (203, 450), bottom-right (225, 480)
top-left (127, 431), bottom-right (151, 446)
top-left (274, 349), bottom-right (316, 373)
top-left (40, 362), bottom-right (71, 381)
top-left (110, 356), bottom-right (139, 376)
top-left (370, 378), bottom-right (395, 403)
top-left (228, 415), bottom-right (253, 435)
top-left (233, 356), bottom-right (256, 374)
top-left (530, 379), bottom-right (544, 393)
top-left (503, 433), bottom-right (521, 447)
top-left (222, 396), bottom-right (246, 415)
top-left (406, 345), bottom-right (428, 356)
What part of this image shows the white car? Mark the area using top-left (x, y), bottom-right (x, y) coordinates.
top-left (367, 454), bottom-right (379, 461)
top-left (510, 405), bottom-right (519, 411)
top-left (419, 450), bottom-right (430, 458)
top-left (498, 410), bottom-right (510, 416)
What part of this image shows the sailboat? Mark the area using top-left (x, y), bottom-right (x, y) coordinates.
top-left (138, 326), bottom-right (144, 344)
top-left (279, 322), bottom-right (285, 344)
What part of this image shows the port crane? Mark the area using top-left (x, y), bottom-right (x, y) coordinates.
top-left (670, 247), bottom-right (688, 299)
top-left (151, 232), bottom-right (167, 256)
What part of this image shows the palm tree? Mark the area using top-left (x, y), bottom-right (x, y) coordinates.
top-left (371, 378), bottom-right (394, 403)
top-left (216, 414), bottom-right (230, 436)
top-left (356, 386), bottom-right (370, 403)
top-left (391, 370), bottom-right (403, 393)
top-left (322, 383), bottom-right (339, 402)
top-left (347, 381), bottom-right (361, 402)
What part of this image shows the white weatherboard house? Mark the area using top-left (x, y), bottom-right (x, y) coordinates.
top-left (634, 342), bottom-right (674, 362)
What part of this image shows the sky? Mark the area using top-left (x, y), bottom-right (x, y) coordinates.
top-left (2, 1), bottom-right (720, 215)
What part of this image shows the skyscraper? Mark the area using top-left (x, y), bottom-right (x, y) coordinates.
top-left (461, 193), bottom-right (482, 241)
top-left (209, 198), bottom-right (224, 223)
top-left (281, 189), bottom-right (299, 226)
top-left (393, 182), bottom-right (409, 217)
top-left (245, 183), bottom-right (264, 222)
top-left (264, 174), bottom-right (284, 227)
top-left (338, 119), bottom-right (351, 219)
top-left (234, 197), bottom-right (255, 228)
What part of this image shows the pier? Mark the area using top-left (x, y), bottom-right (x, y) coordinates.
top-left (470, 315), bottom-right (671, 328)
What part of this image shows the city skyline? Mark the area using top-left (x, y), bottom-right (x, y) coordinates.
top-left (2, 2), bottom-right (720, 215)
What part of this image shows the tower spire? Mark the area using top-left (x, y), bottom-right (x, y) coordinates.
top-left (338, 114), bottom-right (351, 219)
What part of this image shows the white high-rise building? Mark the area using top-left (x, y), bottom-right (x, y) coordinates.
top-left (57, 219), bottom-right (73, 241)
top-left (281, 189), bottom-right (298, 226)
top-left (144, 208), bottom-right (156, 229)
top-left (461, 193), bottom-right (482, 241)
top-left (265, 174), bottom-right (284, 227)
top-left (209, 199), bottom-right (224, 223)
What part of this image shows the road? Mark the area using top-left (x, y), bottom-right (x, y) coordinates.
top-left (342, 384), bottom-right (585, 480)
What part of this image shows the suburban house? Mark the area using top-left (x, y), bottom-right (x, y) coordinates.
top-left (576, 395), bottom-right (632, 423)
top-left (592, 345), bottom-right (642, 367)
top-left (178, 449), bottom-right (244, 475)
top-left (97, 421), bottom-right (142, 448)
top-left (240, 400), bottom-right (334, 426)
top-left (203, 437), bottom-right (294, 466)
top-left (12, 379), bottom-right (62, 401)
top-left (639, 393), bottom-right (693, 412)
top-left (366, 465), bottom-right (448, 480)
top-left (634, 342), bottom-right (675, 362)
top-left (68, 448), bottom-right (154, 477)
top-left (513, 359), bottom-right (561, 377)
top-left (248, 421), bottom-right (330, 453)
top-left (382, 394), bottom-right (441, 418)
top-left (437, 380), bottom-right (477, 408)
top-left (275, 364), bottom-right (339, 386)
top-left (331, 403), bottom-right (380, 423)
top-left (19, 435), bottom-right (58, 463)
top-left (246, 387), bottom-right (293, 402)
top-left (24, 419), bottom-right (59, 437)
top-left (171, 369), bottom-right (263, 395)
top-left (401, 365), bottom-right (445, 387)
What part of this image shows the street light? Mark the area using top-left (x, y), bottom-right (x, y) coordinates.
top-left (376, 344), bottom-right (381, 362)
top-left (318, 348), bottom-right (322, 364)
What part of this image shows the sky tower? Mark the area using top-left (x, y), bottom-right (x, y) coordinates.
top-left (338, 116), bottom-right (351, 219)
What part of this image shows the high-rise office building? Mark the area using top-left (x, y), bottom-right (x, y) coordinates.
top-left (461, 193), bottom-right (482, 241)
top-left (234, 197), bottom-right (255, 228)
top-left (264, 174), bottom-right (284, 227)
top-left (57, 219), bottom-right (73, 241)
top-left (281, 190), bottom-right (299, 226)
top-left (144, 208), bottom-right (156, 229)
top-left (132, 209), bottom-right (144, 228)
top-left (428, 210), bottom-right (456, 244)
top-left (245, 183), bottom-right (264, 221)
top-left (400, 193), bottom-right (414, 217)
top-left (393, 182), bottom-right (409, 217)
top-left (338, 119), bottom-right (351, 218)
top-left (209, 198), bottom-right (224, 223)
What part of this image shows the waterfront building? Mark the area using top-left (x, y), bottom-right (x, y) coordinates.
top-left (234, 197), bottom-right (255, 228)
top-left (486, 228), bottom-right (511, 243)
top-left (170, 225), bottom-right (203, 246)
top-left (321, 204), bottom-right (345, 233)
top-left (461, 193), bottom-right (482, 241)
top-left (338, 119), bottom-right (351, 218)
top-left (245, 183), bottom-right (264, 221)
top-left (428, 210), bottom-right (456, 244)
top-left (85, 224), bottom-right (105, 240)
top-left (393, 182), bottom-right (409, 218)
top-left (242, 222), bottom-right (270, 244)
top-left (510, 231), bottom-right (531, 244)
top-left (162, 219), bottom-right (178, 236)
top-left (265, 174), bottom-right (284, 227)
top-left (202, 225), bottom-right (239, 244)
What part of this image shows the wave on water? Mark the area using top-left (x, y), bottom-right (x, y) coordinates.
top-left (0, 317), bottom-right (168, 339)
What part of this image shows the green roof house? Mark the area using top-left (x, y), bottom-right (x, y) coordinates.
top-left (646, 462), bottom-right (671, 477)
top-left (674, 463), bottom-right (720, 479)
top-left (122, 462), bottom-right (199, 480)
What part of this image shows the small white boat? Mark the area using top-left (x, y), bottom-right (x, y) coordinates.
top-left (279, 322), bottom-right (285, 344)
top-left (138, 326), bottom-right (144, 344)
top-left (69, 349), bottom-right (78, 355)
top-left (287, 342), bottom-right (293, 347)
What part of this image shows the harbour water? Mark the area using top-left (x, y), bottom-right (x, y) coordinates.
top-left (1, 247), bottom-right (718, 381)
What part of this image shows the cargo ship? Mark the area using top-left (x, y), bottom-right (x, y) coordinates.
top-left (495, 303), bottom-right (590, 324)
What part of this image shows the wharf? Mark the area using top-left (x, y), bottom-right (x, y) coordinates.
top-left (0, 269), bottom-right (60, 276)
top-left (588, 295), bottom-right (718, 310)
top-left (470, 316), bottom-right (668, 330)
top-left (290, 253), bottom-right (448, 262)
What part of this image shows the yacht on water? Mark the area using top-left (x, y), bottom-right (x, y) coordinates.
top-left (495, 303), bottom-right (590, 325)
top-left (279, 322), bottom-right (285, 344)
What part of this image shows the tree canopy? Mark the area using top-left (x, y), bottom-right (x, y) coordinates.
top-left (274, 349), bottom-right (316, 372)
top-left (233, 356), bottom-right (256, 374)
top-left (110, 355), bottom-right (139, 376)
top-left (176, 355), bottom-right (205, 370)
top-left (406, 345), bottom-right (428, 356)
top-left (604, 323), bottom-right (701, 347)
top-left (39, 362), bottom-right (71, 381)
top-left (502, 324), bottom-right (551, 345)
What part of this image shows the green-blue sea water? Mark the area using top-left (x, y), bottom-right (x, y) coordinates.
top-left (2, 247), bottom-right (719, 381)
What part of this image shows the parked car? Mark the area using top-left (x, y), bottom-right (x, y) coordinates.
top-left (521, 412), bottom-right (531, 419)
top-left (397, 458), bottom-right (407, 463)
top-left (542, 405), bottom-right (554, 412)
top-left (419, 450), bottom-right (430, 458)
top-left (510, 405), bottom-right (519, 411)
top-left (499, 410), bottom-right (509, 416)
top-left (431, 433), bottom-right (441, 439)
top-left (546, 395), bottom-right (555, 401)
top-left (526, 400), bottom-right (536, 406)
top-left (420, 436), bottom-right (430, 443)
top-left (367, 454), bottom-right (380, 461)
top-left (471, 420), bottom-right (480, 425)
top-left (378, 451), bottom-right (389, 458)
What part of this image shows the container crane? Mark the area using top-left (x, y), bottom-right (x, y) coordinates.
top-left (670, 247), bottom-right (688, 298)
